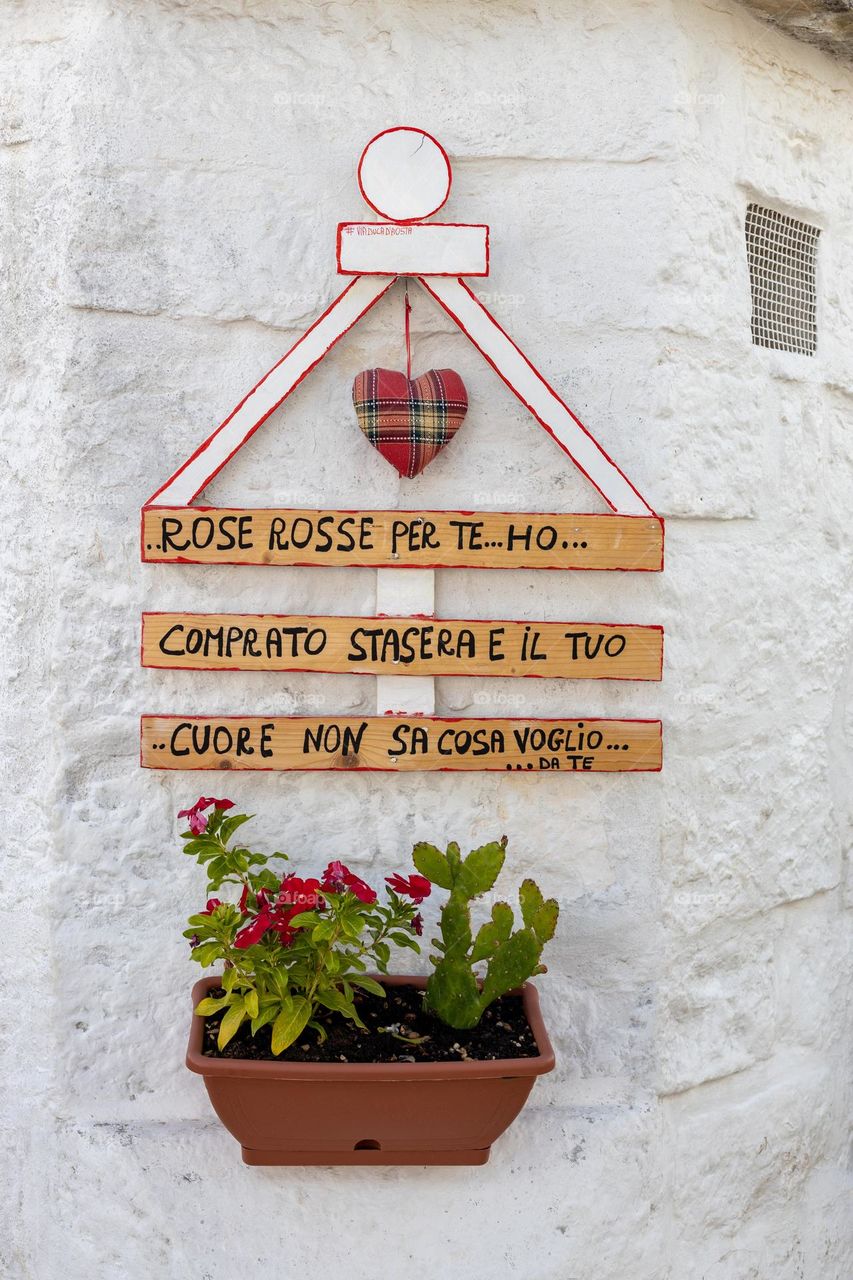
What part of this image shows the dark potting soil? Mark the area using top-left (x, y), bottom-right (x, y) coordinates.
top-left (202, 983), bottom-right (539, 1063)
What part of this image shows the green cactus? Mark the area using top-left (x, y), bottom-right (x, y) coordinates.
top-left (413, 838), bottom-right (559, 1030)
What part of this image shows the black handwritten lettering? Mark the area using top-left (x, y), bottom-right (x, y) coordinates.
top-left (449, 519), bottom-right (484, 551)
top-left (506, 523), bottom-right (532, 552)
top-left (160, 517), bottom-right (189, 553)
top-left (302, 722), bottom-right (367, 756)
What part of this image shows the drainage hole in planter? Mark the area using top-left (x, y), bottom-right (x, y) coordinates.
top-left (354, 1139), bottom-right (381, 1151)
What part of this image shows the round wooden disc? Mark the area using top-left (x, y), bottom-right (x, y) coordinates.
top-left (357, 127), bottom-right (452, 223)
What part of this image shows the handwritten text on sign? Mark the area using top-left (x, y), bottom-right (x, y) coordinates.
top-left (140, 716), bottom-right (663, 773)
top-left (141, 508), bottom-right (664, 571)
top-left (141, 614), bottom-right (664, 680)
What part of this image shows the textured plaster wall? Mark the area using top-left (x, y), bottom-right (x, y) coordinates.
top-left (2, 1), bottom-right (852, 1277)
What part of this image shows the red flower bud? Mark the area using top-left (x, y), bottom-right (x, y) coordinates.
top-left (385, 873), bottom-right (432, 904)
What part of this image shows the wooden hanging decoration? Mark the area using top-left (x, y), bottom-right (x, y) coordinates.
top-left (140, 126), bottom-right (665, 774)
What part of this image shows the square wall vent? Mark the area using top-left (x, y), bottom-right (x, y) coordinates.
top-left (745, 204), bottom-right (819, 356)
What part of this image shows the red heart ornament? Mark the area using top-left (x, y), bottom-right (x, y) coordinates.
top-left (352, 367), bottom-right (468, 478)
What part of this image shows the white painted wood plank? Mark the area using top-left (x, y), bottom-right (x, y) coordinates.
top-left (375, 568), bottom-right (436, 715)
top-left (337, 223), bottom-right (488, 276)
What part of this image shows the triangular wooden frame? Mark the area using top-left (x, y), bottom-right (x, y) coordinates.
top-left (143, 272), bottom-right (660, 530)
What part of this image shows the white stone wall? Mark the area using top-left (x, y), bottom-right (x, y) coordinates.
top-left (3, 1), bottom-right (851, 1276)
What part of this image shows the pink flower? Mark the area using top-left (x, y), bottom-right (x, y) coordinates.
top-left (321, 860), bottom-right (376, 904)
top-left (178, 797), bottom-right (235, 835)
top-left (385, 873), bottom-right (432, 904)
top-left (178, 804), bottom-right (209, 835)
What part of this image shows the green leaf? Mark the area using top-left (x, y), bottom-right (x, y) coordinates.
top-left (312, 920), bottom-right (336, 943)
top-left (250, 1006), bottom-right (278, 1034)
top-left (288, 911), bottom-right (321, 930)
top-left (425, 959), bottom-right (482, 1030)
top-left (518, 878), bottom-right (545, 928)
top-left (316, 989), bottom-right (366, 1028)
top-left (491, 901), bottom-right (514, 941)
top-left (252, 869), bottom-right (283, 892)
top-left (191, 942), bottom-right (222, 967)
top-left (218, 813), bottom-right (254, 845)
top-left (271, 997), bottom-right (312, 1055)
top-left (244, 989), bottom-right (259, 1019)
top-left (411, 842), bottom-right (454, 889)
top-left (340, 915), bottom-right (364, 941)
top-left (217, 999), bottom-right (246, 1050)
top-left (389, 931), bottom-right (421, 952)
top-left (480, 929), bottom-right (541, 1008)
top-left (195, 996), bottom-right (229, 1016)
top-left (457, 841), bottom-right (506, 898)
top-left (437, 895), bottom-right (472, 960)
top-left (470, 921), bottom-right (501, 963)
top-left (347, 975), bottom-right (386, 998)
top-left (374, 941), bottom-right (391, 971)
top-left (531, 898), bottom-right (559, 944)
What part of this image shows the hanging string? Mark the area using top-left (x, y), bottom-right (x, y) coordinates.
top-left (404, 281), bottom-right (412, 379)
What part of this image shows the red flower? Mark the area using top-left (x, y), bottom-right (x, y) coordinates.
top-left (234, 907), bottom-right (273, 949)
top-left (200, 898), bottom-right (221, 916)
top-left (385, 872), bottom-right (432, 904)
top-left (272, 875), bottom-right (324, 944)
top-left (178, 796), bottom-right (235, 835)
top-left (411, 912), bottom-right (424, 936)
top-left (277, 875), bottom-right (323, 912)
top-left (234, 880), bottom-right (322, 950)
top-left (233, 888), bottom-right (273, 947)
top-left (321, 860), bottom-right (376, 904)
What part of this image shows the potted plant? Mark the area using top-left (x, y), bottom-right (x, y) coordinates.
top-left (179, 796), bottom-right (558, 1165)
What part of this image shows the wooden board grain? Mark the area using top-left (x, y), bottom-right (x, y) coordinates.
top-left (141, 614), bottom-right (664, 681)
top-left (140, 715), bottom-right (662, 773)
top-left (141, 507), bottom-right (664, 572)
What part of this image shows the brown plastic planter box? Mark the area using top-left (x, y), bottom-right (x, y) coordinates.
top-left (186, 973), bottom-right (555, 1165)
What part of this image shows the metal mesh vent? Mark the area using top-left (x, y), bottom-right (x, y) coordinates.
top-left (745, 204), bottom-right (819, 356)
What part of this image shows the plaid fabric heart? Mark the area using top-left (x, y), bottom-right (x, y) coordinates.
top-left (352, 368), bottom-right (468, 478)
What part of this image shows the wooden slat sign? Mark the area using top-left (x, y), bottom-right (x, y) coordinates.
top-left (141, 507), bottom-right (664, 572)
top-left (141, 716), bottom-right (662, 773)
top-left (142, 614), bottom-right (663, 681)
